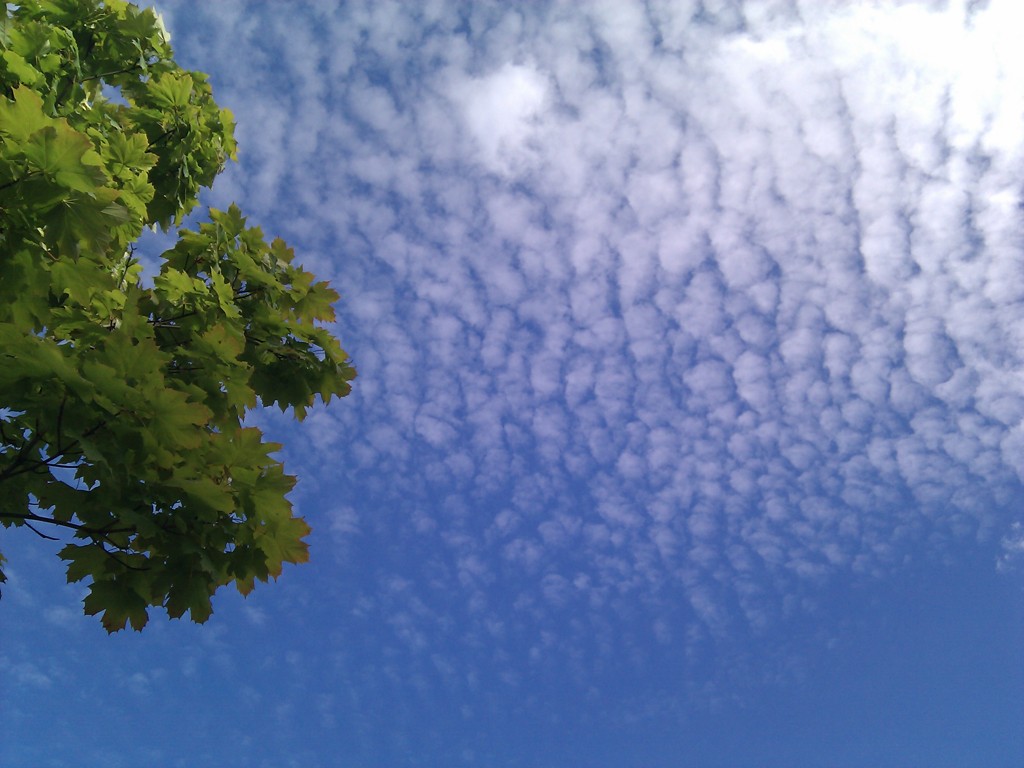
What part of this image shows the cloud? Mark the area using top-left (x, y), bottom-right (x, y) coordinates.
top-left (158, 0), bottom-right (1024, 708)
top-left (4, 660), bottom-right (53, 689)
top-left (453, 63), bottom-right (551, 175)
top-left (998, 522), bottom-right (1024, 573)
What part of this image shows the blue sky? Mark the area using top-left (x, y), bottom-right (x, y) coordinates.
top-left (3, 0), bottom-right (1024, 766)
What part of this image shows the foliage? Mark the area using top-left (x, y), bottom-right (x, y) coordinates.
top-left (0, 0), bottom-right (355, 631)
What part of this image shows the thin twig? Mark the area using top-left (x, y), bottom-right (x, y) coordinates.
top-left (23, 520), bottom-right (59, 541)
top-left (98, 545), bottom-right (150, 572)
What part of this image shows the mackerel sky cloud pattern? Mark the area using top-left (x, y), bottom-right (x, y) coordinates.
top-left (173, 0), bottom-right (1022, 704)
top-left (4, 1), bottom-right (1023, 766)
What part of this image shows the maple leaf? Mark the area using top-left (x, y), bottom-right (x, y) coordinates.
top-left (0, 0), bottom-right (354, 633)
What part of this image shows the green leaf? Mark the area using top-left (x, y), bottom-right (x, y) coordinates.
top-left (169, 475), bottom-right (233, 514)
top-left (22, 124), bottom-right (107, 192)
top-left (209, 267), bottom-right (241, 318)
top-left (105, 131), bottom-right (156, 174)
top-left (164, 566), bottom-right (215, 622)
top-left (2, 50), bottom-right (44, 86)
top-left (2, 0), bottom-right (354, 634)
top-left (41, 186), bottom-right (125, 255)
top-left (83, 579), bottom-right (150, 632)
top-left (147, 72), bottom-right (194, 110)
top-left (0, 85), bottom-right (51, 142)
top-left (256, 513), bottom-right (311, 578)
top-left (60, 543), bottom-right (113, 584)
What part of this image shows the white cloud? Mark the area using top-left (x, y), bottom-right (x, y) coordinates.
top-left (157, 0), bottom-right (1024, 704)
top-left (997, 521), bottom-right (1024, 572)
top-left (452, 63), bottom-right (551, 176)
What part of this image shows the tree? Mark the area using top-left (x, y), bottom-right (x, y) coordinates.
top-left (0, 0), bottom-right (356, 631)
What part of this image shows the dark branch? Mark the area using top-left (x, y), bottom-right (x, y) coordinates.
top-left (0, 511), bottom-right (135, 537)
top-left (97, 545), bottom-right (150, 572)
top-left (81, 64), bottom-right (145, 83)
top-left (23, 519), bottom-right (60, 541)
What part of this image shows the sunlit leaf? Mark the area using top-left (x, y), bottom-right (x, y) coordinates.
top-left (0, 0), bottom-right (353, 634)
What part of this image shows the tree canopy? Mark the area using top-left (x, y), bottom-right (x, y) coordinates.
top-left (0, 0), bottom-right (356, 631)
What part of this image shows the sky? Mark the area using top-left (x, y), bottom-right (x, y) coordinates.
top-left (2, 0), bottom-right (1024, 766)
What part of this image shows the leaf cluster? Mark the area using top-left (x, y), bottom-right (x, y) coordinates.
top-left (0, 1), bottom-right (355, 631)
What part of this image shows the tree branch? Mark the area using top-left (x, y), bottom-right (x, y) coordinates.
top-left (81, 64), bottom-right (144, 83)
top-left (23, 519), bottom-right (60, 541)
top-left (97, 545), bottom-right (150, 572)
top-left (0, 511), bottom-right (135, 537)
